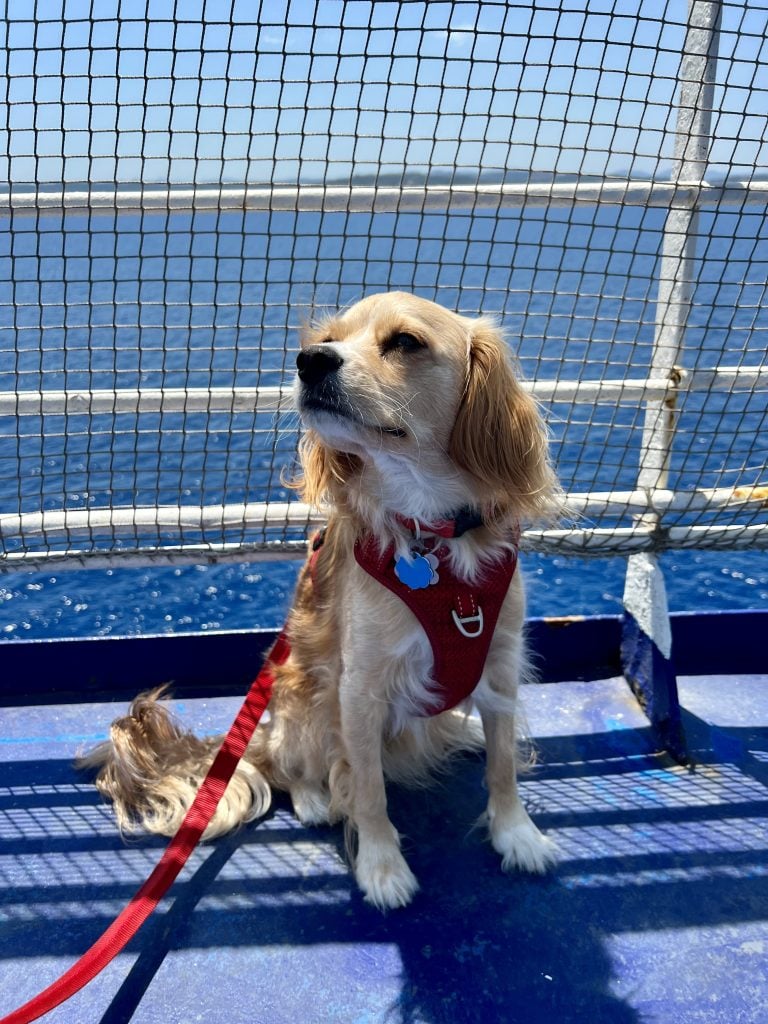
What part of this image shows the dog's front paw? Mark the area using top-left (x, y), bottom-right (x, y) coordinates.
top-left (489, 806), bottom-right (558, 875)
top-left (355, 842), bottom-right (419, 910)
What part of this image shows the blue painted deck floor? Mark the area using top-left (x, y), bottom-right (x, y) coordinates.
top-left (1, 674), bottom-right (766, 1024)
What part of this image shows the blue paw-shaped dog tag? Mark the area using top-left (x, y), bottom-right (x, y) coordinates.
top-left (394, 552), bottom-right (439, 590)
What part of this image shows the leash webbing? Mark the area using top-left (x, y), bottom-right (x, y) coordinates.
top-left (0, 632), bottom-right (289, 1024)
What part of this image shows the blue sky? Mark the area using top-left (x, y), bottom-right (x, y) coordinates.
top-left (0, 0), bottom-right (766, 185)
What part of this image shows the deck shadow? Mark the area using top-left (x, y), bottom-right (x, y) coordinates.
top-left (1, 726), bottom-right (767, 1023)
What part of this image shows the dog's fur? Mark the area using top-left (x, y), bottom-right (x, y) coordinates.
top-left (80, 291), bottom-right (560, 909)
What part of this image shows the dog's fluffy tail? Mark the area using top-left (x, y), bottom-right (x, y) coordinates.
top-left (77, 687), bottom-right (273, 839)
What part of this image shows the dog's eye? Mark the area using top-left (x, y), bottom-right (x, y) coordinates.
top-left (382, 332), bottom-right (425, 355)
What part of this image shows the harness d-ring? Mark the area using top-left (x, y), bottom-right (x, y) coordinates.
top-left (451, 606), bottom-right (484, 638)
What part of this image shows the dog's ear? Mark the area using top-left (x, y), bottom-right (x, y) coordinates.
top-left (449, 318), bottom-right (557, 520)
top-left (292, 430), bottom-right (360, 507)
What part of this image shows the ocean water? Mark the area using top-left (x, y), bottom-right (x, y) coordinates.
top-left (1, 203), bottom-right (766, 641)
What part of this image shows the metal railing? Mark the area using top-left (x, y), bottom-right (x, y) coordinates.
top-left (1, 0), bottom-right (766, 573)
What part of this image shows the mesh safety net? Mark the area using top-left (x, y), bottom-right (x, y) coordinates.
top-left (1, 0), bottom-right (766, 570)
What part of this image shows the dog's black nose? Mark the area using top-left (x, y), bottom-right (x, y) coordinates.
top-left (296, 345), bottom-right (344, 387)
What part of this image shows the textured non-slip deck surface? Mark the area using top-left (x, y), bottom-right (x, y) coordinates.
top-left (1, 675), bottom-right (766, 1024)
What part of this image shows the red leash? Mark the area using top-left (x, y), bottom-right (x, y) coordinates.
top-left (0, 632), bottom-right (289, 1024)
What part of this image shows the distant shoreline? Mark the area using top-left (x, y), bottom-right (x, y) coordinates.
top-left (4, 169), bottom-right (768, 196)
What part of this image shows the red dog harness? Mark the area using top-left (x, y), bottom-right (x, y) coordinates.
top-left (353, 525), bottom-right (519, 715)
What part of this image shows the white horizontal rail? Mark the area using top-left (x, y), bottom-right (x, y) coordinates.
top-left (3, 486), bottom-right (766, 546)
top-left (665, 522), bottom-right (768, 548)
top-left (524, 522), bottom-right (768, 552)
top-left (2, 366), bottom-right (765, 419)
top-left (1, 386), bottom-right (295, 418)
top-left (2, 178), bottom-right (768, 216)
top-left (3, 521), bottom-right (767, 574)
top-left (0, 542), bottom-right (311, 574)
top-left (566, 485), bottom-right (768, 516)
top-left (0, 502), bottom-right (324, 541)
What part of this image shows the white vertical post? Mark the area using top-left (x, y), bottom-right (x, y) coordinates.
top-left (636, 0), bottom-right (722, 496)
top-left (622, 1), bottom-right (722, 761)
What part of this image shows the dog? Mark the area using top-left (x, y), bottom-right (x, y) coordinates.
top-left (80, 291), bottom-right (560, 910)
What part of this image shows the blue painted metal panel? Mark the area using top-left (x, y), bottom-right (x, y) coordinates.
top-left (620, 611), bottom-right (688, 763)
top-left (0, 628), bottom-right (277, 706)
top-left (1, 610), bottom-right (766, 706)
top-left (526, 615), bottom-right (623, 682)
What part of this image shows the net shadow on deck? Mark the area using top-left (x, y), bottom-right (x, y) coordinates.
top-left (1, 694), bottom-right (766, 1024)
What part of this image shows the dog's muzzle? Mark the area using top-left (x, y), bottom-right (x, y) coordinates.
top-left (296, 345), bottom-right (407, 438)
top-left (296, 345), bottom-right (343, 387)
top-left (296, 344), bottom-right (353, 423)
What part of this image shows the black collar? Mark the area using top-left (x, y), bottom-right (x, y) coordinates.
top-left (394, 507), bottom-right (485, 539)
